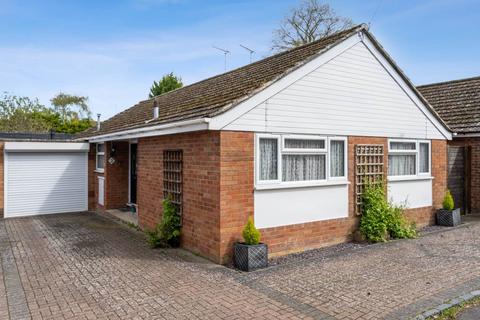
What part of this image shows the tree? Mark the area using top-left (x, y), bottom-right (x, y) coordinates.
top-left (272, 0), bottom-right (353, 52)
top-left (0, 92), bottom-right (93, 134)
top-left (149, 72), bottom-right (183, 98)
top-left (50, 93), bottom-right (91, 123)
top-left (0, 93), bottom-right (51, 132)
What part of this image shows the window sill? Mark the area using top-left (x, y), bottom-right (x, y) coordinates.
top-left (94, 169), bottom-right (105, 174)
top-left (387, 176), bottom-right (433, 182)
top-left (255, 180), bottom-right (350, 191)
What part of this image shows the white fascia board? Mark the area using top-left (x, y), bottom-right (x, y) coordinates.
top-left (4, 142), bottom-right (90, 152)
top-left (208, 33), bottom-right (363, 130)
top-left (361, 36), bottom-right (452, 140)
top-left (86, 118), bottom-right (210, 142)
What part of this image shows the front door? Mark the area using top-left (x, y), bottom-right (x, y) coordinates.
top-left (130, 143), bottom-right (138, 204)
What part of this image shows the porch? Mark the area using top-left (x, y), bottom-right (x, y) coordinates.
top-left (93, 140), bottom-right (138, 224)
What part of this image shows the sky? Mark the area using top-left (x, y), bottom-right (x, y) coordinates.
top-left (0, 0), bottom-right (479, 120)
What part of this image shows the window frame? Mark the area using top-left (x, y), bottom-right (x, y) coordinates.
top-left (96, 143), bottom-right (105, 173)
top-left (387, 139), bottom-right (431, 179)
top-left (256, 134), bottom-right (281, 185)
top-left (418, 140), bottom-right (431, 176)
top-left (282, 135), bottom-right (327, 153)
top-left (255, 134), bottom-right (348, 188)
top-left (328, 137), bottom-right (348, 181)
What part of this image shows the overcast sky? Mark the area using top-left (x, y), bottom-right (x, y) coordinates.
top-left (1, 0), bottom-right (479, 119)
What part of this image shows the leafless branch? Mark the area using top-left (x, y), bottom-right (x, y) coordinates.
top-left (272, 0), bottom-right (354, 52)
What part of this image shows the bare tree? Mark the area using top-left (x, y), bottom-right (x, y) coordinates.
top-left (272, 0), bottom-right (354, 52)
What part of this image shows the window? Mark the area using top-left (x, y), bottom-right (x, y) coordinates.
top-left (256, 134), bottom-right (347, 186)
top-left (259, 137), bottom-right (279, 181)
top-left (388, 140), bottom-right (430, 177)
top-left (96, 143), bottom-right (105, 172)
top-left (419, 142), bottom-right (430, 174)
top-left (330, 139), bottom-right (346, 178)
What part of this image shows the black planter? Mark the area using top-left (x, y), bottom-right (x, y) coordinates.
top-left (436, 208), bottom-right (461, 227)
top-left (234, 243), bottom-right (268, 271)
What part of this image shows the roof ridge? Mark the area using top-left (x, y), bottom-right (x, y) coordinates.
top-left (139, 23), bottom-right (367, 104)
top-left (418, 75), bottom-right (480, 88)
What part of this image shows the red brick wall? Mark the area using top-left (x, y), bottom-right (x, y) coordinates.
top-left (87, 144), bottom-right (98, 211)
top-left (104, 141), bottom-right (129, 209)
top-left (448, 137), bottom-right (480, 212)
top-left (219, 131), bottom-right (255, 263)
top-left (137, 131), bottom-right (222, 263)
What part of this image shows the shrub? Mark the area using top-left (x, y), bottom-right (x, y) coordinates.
top-left (145, 197), bottom-right (181, 248)
top-left (242, 218), bottom-right (261, 245)
top-left (359, 183), bottom-right (416, 242)
top-left (443, 190), bottom-right (455, 211)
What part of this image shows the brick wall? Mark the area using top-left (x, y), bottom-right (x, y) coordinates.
top-left (219, 131), bottom-right (255, 263)
top-left (448, 137), bottom-right (480, 212)
top-left (104, 141), bottom-right (129, 209)
top-left (137, 131), bottom-right (222, 263)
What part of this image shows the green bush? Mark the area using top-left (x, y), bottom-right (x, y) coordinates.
top-left (359, 183), bottom-right (416, 242)
top-left (443, 190), bottom-right (455, 211)
top-left (242, 218), bottom-right (261, 245)
top-left (145, 197), bottom-right (181, 248)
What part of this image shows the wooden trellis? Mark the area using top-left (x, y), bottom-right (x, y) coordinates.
top-left (163, 150), bottom-right (183, 217)
top-left (355, 145), bottom-right (384, 215)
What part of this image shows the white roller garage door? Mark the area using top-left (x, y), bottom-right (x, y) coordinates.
top-left (5, 143), bottom-right (88, 218)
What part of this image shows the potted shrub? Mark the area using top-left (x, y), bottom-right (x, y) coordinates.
top-left (436, 190), bottom-right (461, 227)
top-left (234, 218), bottom-right (268, 271)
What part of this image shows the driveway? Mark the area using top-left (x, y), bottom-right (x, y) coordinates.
top-left (1, 213), bottom-right (480, 320)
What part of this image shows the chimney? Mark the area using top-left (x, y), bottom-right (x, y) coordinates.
top-left (96, 113), bottom-right (101, 131)
top-left (153, 100), bottom-right (159, 119)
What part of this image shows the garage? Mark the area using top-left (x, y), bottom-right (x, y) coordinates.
top-left (4, 142), bottom-right (89, 218)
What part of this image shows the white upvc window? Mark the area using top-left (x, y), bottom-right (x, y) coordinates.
top-left (256, 134), bottom-right (347, 187)
top-left (388, 139), bottom-right (431, 178)
top-left (96, 143), bottom-right (105, 172)
top-left (329, 137), bottom-right (347, 180)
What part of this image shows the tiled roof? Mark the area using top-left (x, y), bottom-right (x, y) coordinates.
top-left (418, 76), bottom-right (480, 133)
top-left (78, 24), bottom-right (366, 139)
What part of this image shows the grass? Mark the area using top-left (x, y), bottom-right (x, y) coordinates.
top-left (430, 296), bottom-right (480, 319)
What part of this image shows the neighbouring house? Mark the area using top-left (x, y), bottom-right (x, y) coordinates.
top-left (418, 76), bottom-right (480, 214)
top-left (74, 24), bottom-right (449, 263)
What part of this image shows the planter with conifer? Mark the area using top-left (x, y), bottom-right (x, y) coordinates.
top-left (233, 218), bottom-right (268, 271)
top-left (436, 190), bottom-right (461, 227)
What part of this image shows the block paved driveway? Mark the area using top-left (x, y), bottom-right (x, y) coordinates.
top-left (2, 213), bottom-right (480, 320)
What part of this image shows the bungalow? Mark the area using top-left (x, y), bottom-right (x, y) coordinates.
top-left (418, 76), bottom-right (480, 214)
top-left (77, 24), bottom-right (451, 264)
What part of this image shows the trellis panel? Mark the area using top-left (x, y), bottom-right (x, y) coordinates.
top-left (163, 150), bottom-right (183, 217)
top-left (355, 144), bottom-right (384, 215)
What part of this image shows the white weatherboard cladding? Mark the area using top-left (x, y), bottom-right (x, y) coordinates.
top-left (254, 184), bottom-right (348, 229)
top-left (224, 42), bottom-right (444, 140)
top-left (5, 152), bottom-right (88, 217)
top-left (388, 179), bottom-right (433, 209)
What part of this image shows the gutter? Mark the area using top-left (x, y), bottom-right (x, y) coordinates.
top-left (83, 118), bottom-right (211, 142)
top-left (452, 132), bottom-right (480, 138)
